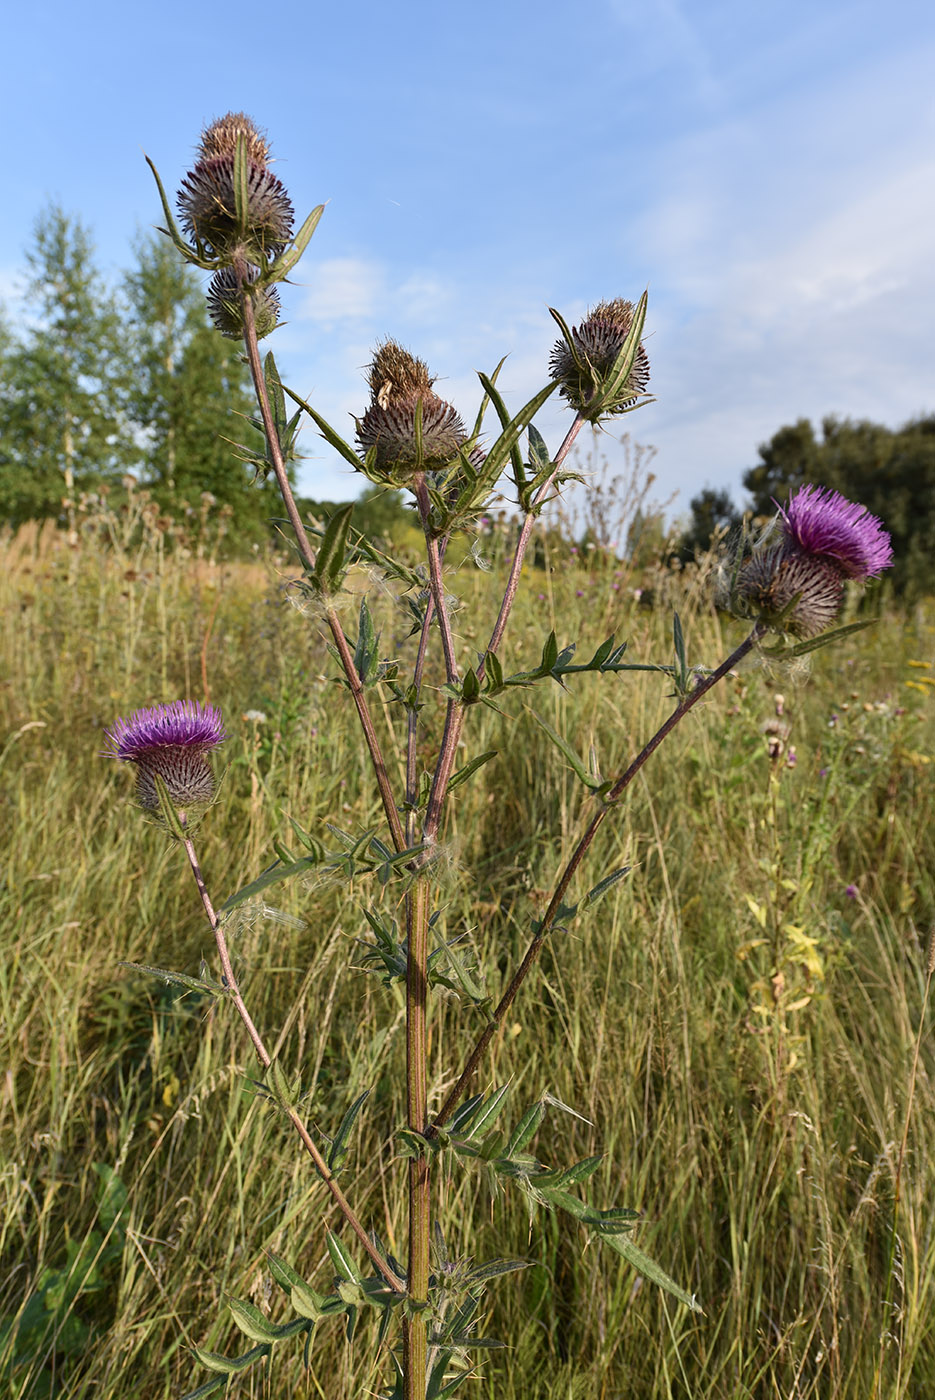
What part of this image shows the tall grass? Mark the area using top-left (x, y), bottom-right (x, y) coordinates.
top-left (2, 518), bottom-right (933, 1398)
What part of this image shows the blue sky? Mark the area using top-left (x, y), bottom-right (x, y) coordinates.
top-left (3, 0), bottom-right (932, 517)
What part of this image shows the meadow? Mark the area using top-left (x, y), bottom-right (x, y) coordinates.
top-left (2, 507), bottom-right (934, 1399)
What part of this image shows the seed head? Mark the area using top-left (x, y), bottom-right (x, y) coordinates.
top-left (550, 298), bottom-right (650, 419)
top-left (356, 340), bottom-right (468, 477)
top-left (206, 265), bottom-right (281, 340)
top-left (105, 701), bottom-right (226, 817)
top-left (198, 112), bottom-right (271, 166)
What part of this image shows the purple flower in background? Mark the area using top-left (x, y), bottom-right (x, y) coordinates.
top-left (779, 486), bottom-right (893, 579)
top-left (845, 884), bottom-right (858, 899)
top-left (734, 485), bottom-right (893, 637)
top-left (105, 701), bottom-right (226, 815)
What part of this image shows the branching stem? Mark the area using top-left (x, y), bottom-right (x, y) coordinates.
top-left (428, 624), bottom-right (763, 1133)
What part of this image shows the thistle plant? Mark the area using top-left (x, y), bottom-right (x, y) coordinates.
top-left (115, 113), bottom-right (896, 1399)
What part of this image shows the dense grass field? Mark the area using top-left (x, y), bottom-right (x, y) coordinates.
top-left (2, 513), bottom-right (934, 1399)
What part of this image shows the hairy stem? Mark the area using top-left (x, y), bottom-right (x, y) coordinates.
top-left (429, 624), bottom-right (762, 1133)
top-left (238, 277), bottom-right (405, 852)
top-left (181, 827), bottom-right (405, 1293)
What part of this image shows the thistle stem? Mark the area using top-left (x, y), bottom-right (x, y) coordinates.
top-left (181, 826), bottom-right (405, 1293)
top-left (238, 278), bottom-right (405, 853)
top-left (428, 624), bottom-right (762, 1133)
top-left (422, 415), bottom-right (585, 844)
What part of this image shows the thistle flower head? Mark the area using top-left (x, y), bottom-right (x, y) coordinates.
top-left (206, 265), bottom-right (281, 340)
top-left (731, 486), bottom-right (893, 638)
top-left (198, 112), bottom-right (270, 166)
top-left (778, 485), bottom-right (893, 579)
top-left (176, 156), bottom-right (294, 262)
top-left (105, 701), bottom-right (226, 817)
top-left (355, 340), bottom-right (468, 478)
top-left (550, 297), bottom-right (650, 420)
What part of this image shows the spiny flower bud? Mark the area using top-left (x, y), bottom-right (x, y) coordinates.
top-left (105, 701), bottom-right (226, 819)
top-left (177, 155), bottom-right (294, 262)
top-left (732, 486), bottom-right (893, 637)
top-left (198, 112), bottom-right (270, 166)
top-left (550, 297), bottom-right (650, 420)
top-left (356, 340), bottom-right (469, 478)
top-left (206, 265), bottom-right (281, 340)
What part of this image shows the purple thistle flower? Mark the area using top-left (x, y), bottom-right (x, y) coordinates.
top-left (105, 701), bottom-right (226, 815)
top-left (733, 485), bottom-right (893, 637)
top-left (779, 485), bottom-right (893, 579)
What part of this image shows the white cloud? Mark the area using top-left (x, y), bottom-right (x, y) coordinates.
top-left (297, 257), bottom-right (384, 323)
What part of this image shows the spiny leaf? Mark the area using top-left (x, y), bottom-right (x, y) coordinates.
top-left (602, 1231), bottom-right (703, 1313)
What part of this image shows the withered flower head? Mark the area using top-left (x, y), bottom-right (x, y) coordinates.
top-left (356, 340), bottom-right (468, 477)
top-left (198, 111), bottom-right (271, 166)
top-left (550, 297), bottom-right (650, 420)
top-left (206, 265), bottom-right (281, 340)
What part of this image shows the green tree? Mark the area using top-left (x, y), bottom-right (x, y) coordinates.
top-left (123, 235), bottom-right (283, 546)
top-left (680, 486), bottom-right (742, 559)
top-left (0, 206), bottom-right (130, 527)
top-left (744, 415), bottom-right (935, 596)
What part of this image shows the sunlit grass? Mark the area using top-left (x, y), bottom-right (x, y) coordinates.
top-left (2, 519), bottom-right (933, 1398)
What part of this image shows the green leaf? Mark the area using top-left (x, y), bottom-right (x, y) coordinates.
top-left (266, 1250), bottom-right (304, 1294)
top-left (222, 856), bottom-right (318, 911)
top-left (282, 384), bottom-right (364, 470)
top-left (152, 772), bottom-right (186, 842)
top-left (673, 611), bottom-right (687, 684)
top-left (601, 1232), bottom-right (702, 1312)
top-left (464, 1257), bottom-right (532, 1285)
top-left (313, 502), bottom-right (354, 593)
top-left (463, 1084), bottom-right (511, 1140)
top-left (192, 1342), bottom-right (269, 1374)
top-left (526, 710), bottom-right (603, 791)
top-left (290, 1278), bottom-right (328, 1320)
top-left (483, 651), bottom-right (504, 692)
top-left (581, 866), bottom-right (632, 910)
top-left (787, 616), bottom-right (877, 656)
top-left (328, 1090), bottom-right (370, 1171)
top-left (92, 1162), bottom-right (127, 1232)
top-left (593, 289), bottom-right (649, 416)
top-left (326, 1231), bottom-right (362, 1283)
top-left (181, 1374), bottom-right (234, 1397)
top-left (448, 750), bottom-right (498, 792)
top-left (268, 1058), bottom-right (296, 1111)
top-left (268, 203), bottom-right (326, 279)
top-left (477, 368), bottom-right (527, 497)
top-left (232, 134), bottom-right (250, 238)
top-left (476, 378), bottom-right (560, 489)
top-left (117, 962), bottom-right (223, 996)
top-left (354, 598), bottom-right (379, 683)
top-left (504, 1102), bottom-right (545, 1158)
top-left (228, 1296), bottom-right (281, 1343)
top-left (461, 667), bottom-right (480, 704)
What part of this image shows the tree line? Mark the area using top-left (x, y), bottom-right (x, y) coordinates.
top-left (0, 206), bottom-right (283, 544)
top-left (2, 206), bottom-right (931, 594)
